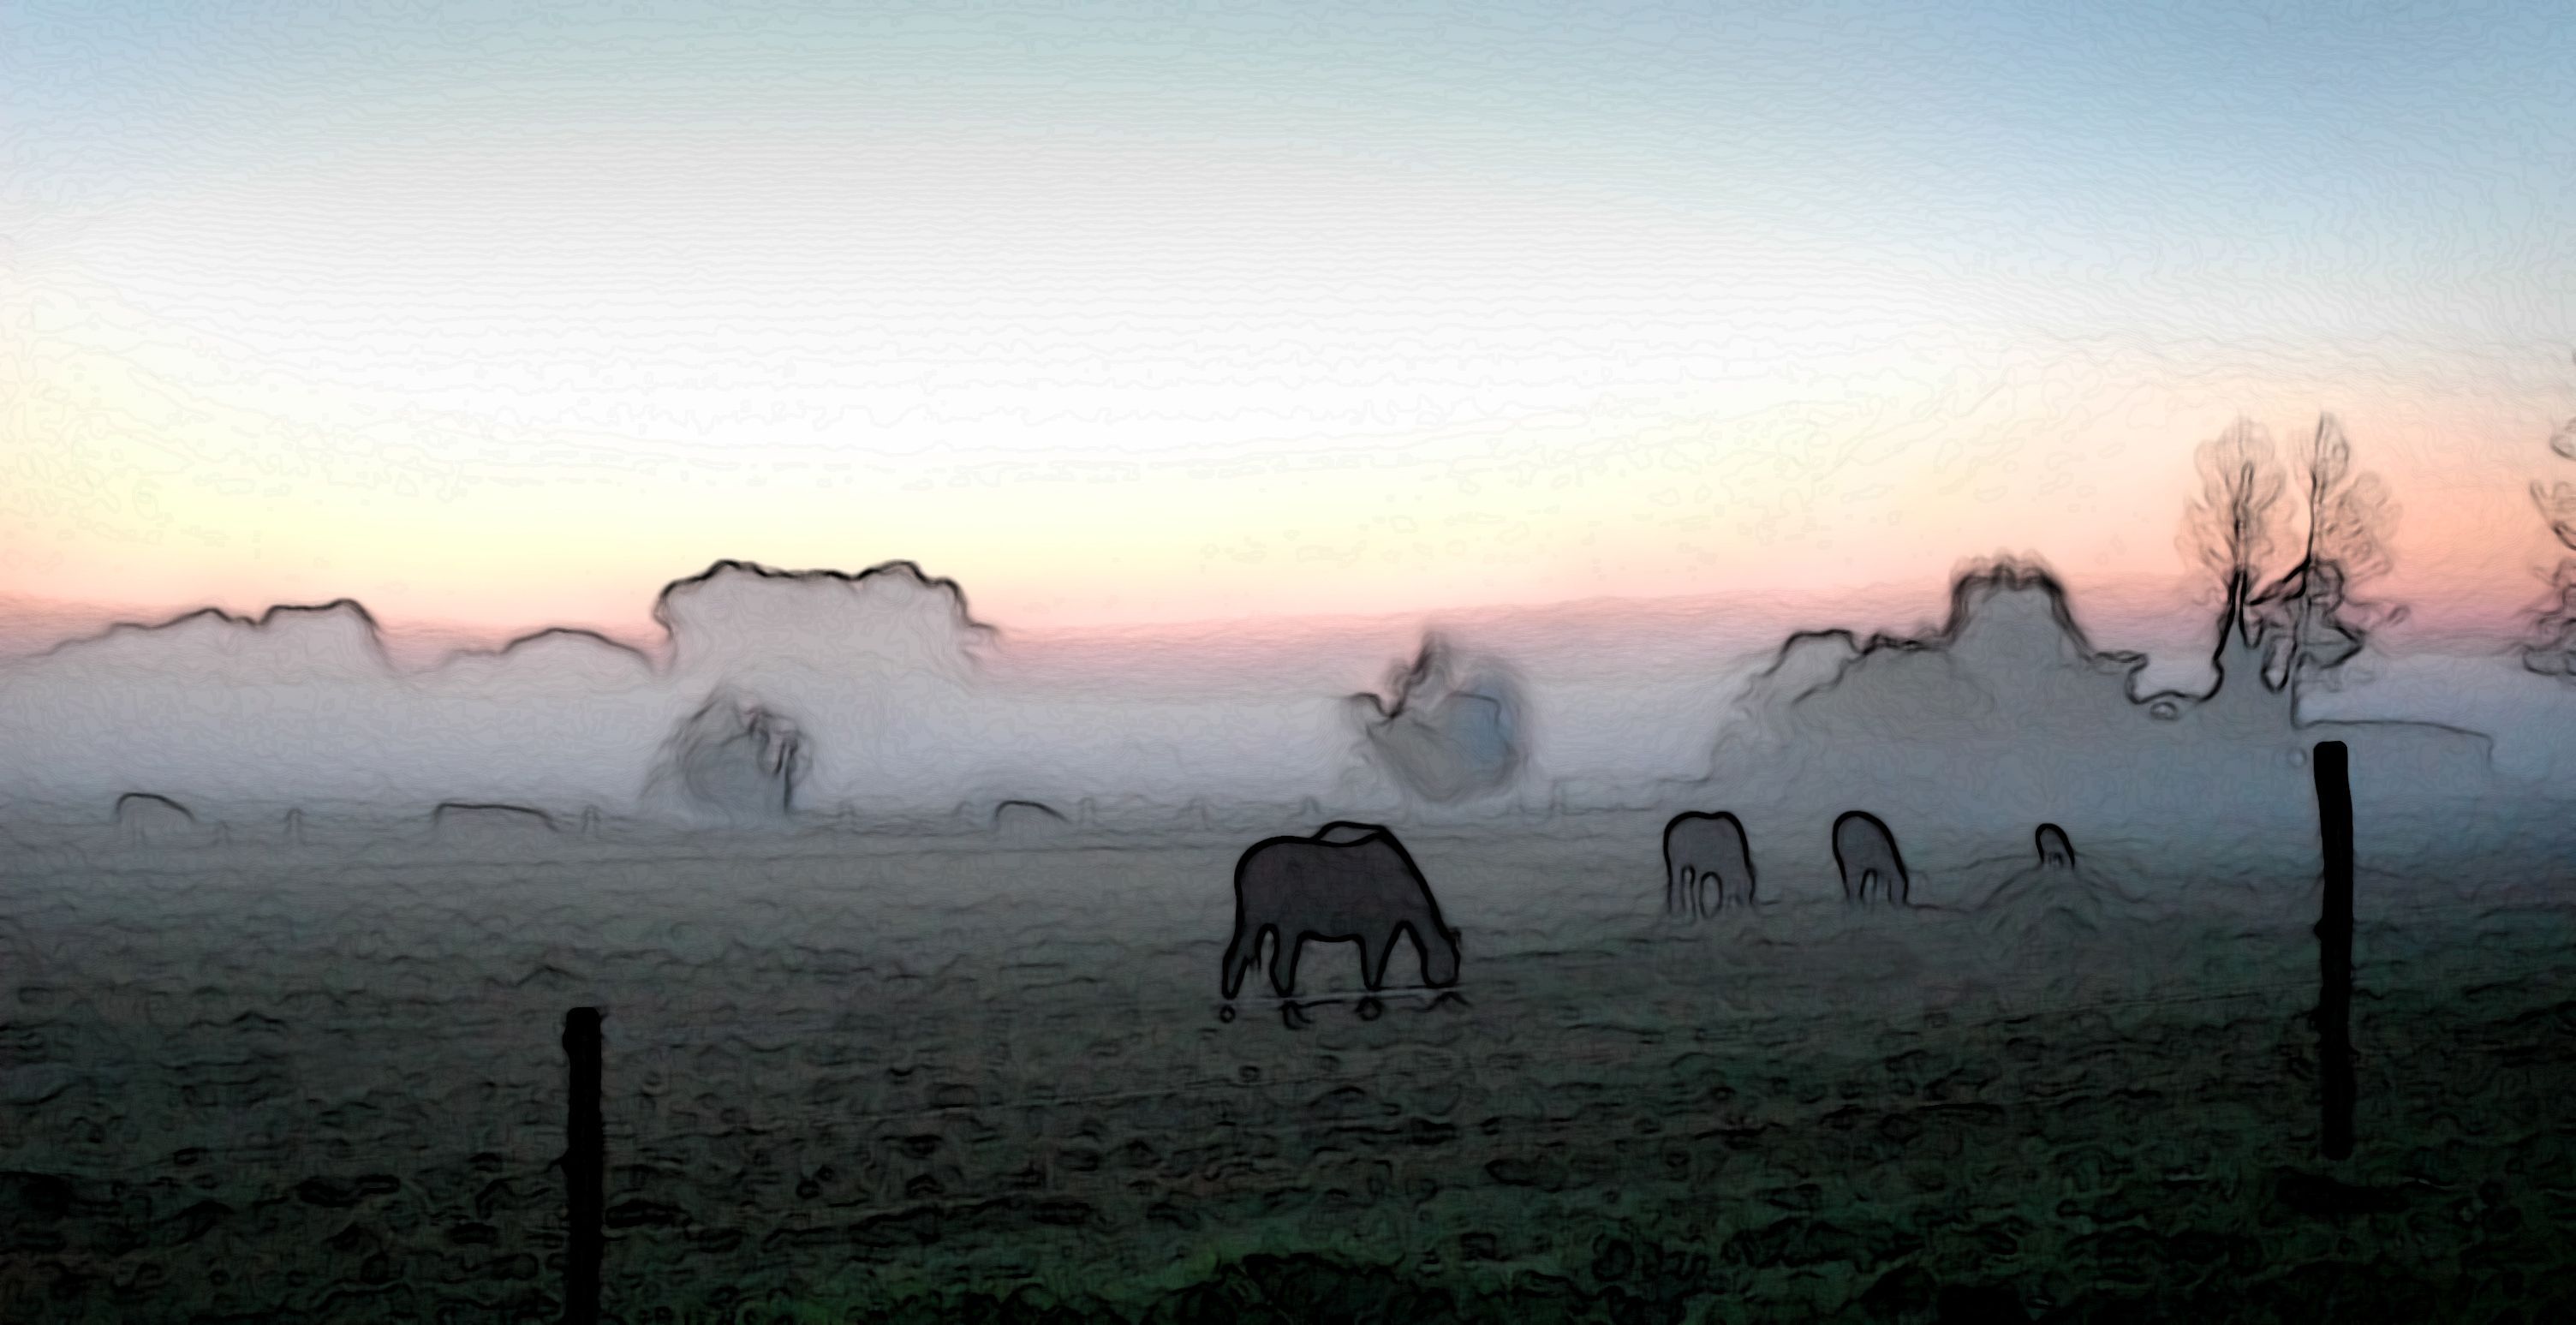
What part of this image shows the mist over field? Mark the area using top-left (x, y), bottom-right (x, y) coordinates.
top-left (1, 554), bottom-right (2567, 845)
top-left (0, 558), bottom-right (1755, 828)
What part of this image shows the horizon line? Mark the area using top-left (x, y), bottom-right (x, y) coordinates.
top-left (0, 560), bottom-right (2543, 674)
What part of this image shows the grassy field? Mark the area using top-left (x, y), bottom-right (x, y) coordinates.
top-left (3, 814), bottom-right (2573, 1322)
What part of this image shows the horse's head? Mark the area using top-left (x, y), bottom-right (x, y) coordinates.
top-left (1423, 927), bottom-right (1462, 987)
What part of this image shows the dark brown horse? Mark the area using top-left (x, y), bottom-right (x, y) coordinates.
top-left (1221, 823), bottom-right (1461, 998)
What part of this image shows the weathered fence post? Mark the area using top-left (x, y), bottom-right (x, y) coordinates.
top-left (564, 1006), bottom-right (603, 1324)
top-left (2311, 741), bottom-right (2354, 1161)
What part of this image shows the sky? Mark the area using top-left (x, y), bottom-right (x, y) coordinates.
top-left (5, 0), bottom-right (2573, 650)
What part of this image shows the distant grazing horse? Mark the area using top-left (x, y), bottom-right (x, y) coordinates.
top-left (992, 799), bottom-right (1071, 842)
top-left (431, 802), bottom-right (559, 840)
top-left (1662, 811), bottom-right (1756, 916)
top-left (1832, 810), bottom-right (1910, 905)
top-left (2035, 822), bottom-right (2076, 869)
top-left (1222, 823), bottom-right (1461, 999)
top-left (115, 791), bottom-right (201, 847)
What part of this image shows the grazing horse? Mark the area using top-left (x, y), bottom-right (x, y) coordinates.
top-left (1662, 811), bottom-right (1757, 916)
top-left (2035, 822), bottom-right (2076, 869)
top-left (1222, 823), bottom-right (1461, 999)
top-left (1832, 810), bottom-right (1911, 905)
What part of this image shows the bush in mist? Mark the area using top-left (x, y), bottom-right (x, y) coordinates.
top-left (1347, 635), bottom-right (1528, 803)
top-left (657, 559), bottom-right (992, 685)
top-left (648, 689), bottom-right (811, 822)
top-left (0, 601), bottom-right (666, 812)
top-left (0, 558), bottom-right (1371, 816)
top-left (652, 560), bottom-right (999, 810)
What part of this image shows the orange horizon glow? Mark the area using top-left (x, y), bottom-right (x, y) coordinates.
top-left (9, 10), bottom-right (2570, 661)
top-left (3, 551), bottom-right (2554, 676)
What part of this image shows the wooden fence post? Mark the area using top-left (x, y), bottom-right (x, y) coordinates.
top-left (564, 1006), bottom-right (603, 1324)
top-left (2311, 741), bottom-right (2354, 1161)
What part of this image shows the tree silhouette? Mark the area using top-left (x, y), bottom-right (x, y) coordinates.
top-left (2178, 416), bottom-right (2289, 646)
top-left (2527, 491), bottom-right (2576, 679)
top-left (2245, 414), bottom-right (2402, 697)
top-left (2525, 354), bottom-right (2576, 679)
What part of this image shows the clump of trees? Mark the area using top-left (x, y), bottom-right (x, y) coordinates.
top-left (2179, 413), bottom-right (2401, 703)
top-left (651, 689), bottom-right (810, 822)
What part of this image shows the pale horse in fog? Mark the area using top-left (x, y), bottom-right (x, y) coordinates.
top-left (2034, 822), bottom-right (2076, 869)
top-left (1221, 823), bottom-right (1462, 999)
top-left (1832, 810), bottom-right (1911, 905)
top-left (1662, 811), bottom-right (1757, 916)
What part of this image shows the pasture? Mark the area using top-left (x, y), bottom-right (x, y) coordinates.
top-left (3, 807), bottom-right (2573, 1321)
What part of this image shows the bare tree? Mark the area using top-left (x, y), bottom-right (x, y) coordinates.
top-left (2527, 358), bottom-right (2576, 677)
top-left (2525, 551), bottom-right (2576, 681)
top-left (2245, 414), bottom-right (2403, 695)
top-left (2178, 416), bottom-right (2289, 635)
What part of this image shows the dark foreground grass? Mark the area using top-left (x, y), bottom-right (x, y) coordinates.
top-left (7, 840), bottom-right (2575, 1322)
